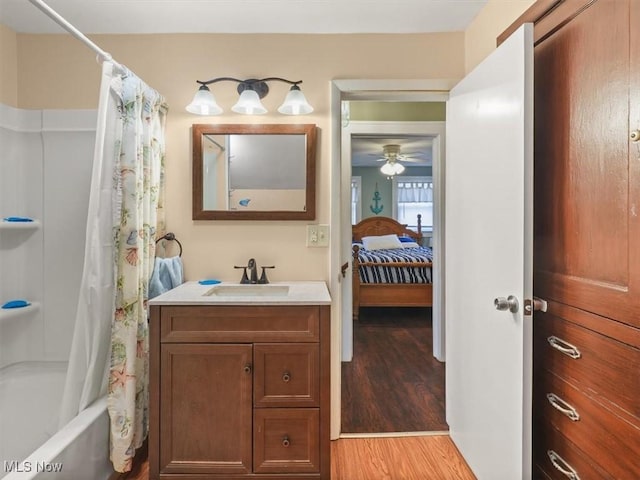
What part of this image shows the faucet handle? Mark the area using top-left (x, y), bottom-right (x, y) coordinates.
top-left (258, 266), bottom-right (275, 284)
top-left (234, 265), bottom-right (250, 284)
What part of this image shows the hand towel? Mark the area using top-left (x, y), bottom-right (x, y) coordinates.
top-left (149, 256), bottom-right (184, 299)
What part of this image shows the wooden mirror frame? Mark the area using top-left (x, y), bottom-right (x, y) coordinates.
top-left (192, 123), bottom-right (317, 220)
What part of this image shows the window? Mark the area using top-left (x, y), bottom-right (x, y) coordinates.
top-left (393, 176), bottom-right (433, 231)
top-left (351, 176), bottom-right (362, 224)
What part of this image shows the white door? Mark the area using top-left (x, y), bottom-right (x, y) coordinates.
top-left (445, 23), bottom-right (533, 480)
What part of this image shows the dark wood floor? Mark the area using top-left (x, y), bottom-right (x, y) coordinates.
top-left (341, 306), bottom-right (447, 433)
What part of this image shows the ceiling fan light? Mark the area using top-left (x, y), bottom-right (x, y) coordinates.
top-left (278, 85), bottom-right (314, 115)
top-left (380, 161), bottom-right (405, 176)
top-left (232, 89), bottom-right (267, 115)
top-left (186, 85), bottom-right (223, 115)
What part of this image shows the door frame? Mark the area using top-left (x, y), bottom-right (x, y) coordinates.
top-left (340, 120), bottom-right (446, 362)
top-left (329, 79), bottom-right (458, 439)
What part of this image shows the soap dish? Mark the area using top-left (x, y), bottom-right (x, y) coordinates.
top-left (199, 279), bottom-right (221, 285)
top-left (2, 300), bottom-right (31, 309)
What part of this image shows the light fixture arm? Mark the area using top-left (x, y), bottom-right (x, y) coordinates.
top-left (195, 77), bottom-right (303, 99)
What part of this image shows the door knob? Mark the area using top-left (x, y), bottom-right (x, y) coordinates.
top-left (494, 295), bottom-right (519, 313)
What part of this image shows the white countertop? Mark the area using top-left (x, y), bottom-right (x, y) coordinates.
top-left (149, 281), bottom-right (332, 306)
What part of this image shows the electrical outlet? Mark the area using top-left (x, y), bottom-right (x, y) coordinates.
top-left (307, 224), bottom-right (329, 247)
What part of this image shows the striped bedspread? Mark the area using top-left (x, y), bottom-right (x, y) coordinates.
top-left (356, 246), bottom-right (433, 284)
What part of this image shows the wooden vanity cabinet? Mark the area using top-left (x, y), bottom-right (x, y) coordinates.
top-left (149, 304), bottom-right (331, 480)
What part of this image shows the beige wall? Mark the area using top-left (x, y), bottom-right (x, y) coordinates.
top-left (0, 24), bottom-right (18, 107)
top-left (13, 32), bottom-right (465, 283)
top-left (464, 0), bottom-right (535, 74)
top-left (7, 0), bottom-right (533, 284)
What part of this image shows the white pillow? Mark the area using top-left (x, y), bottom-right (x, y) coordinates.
top-left (361, 234), bottom-right (402, 251)
top-left (401, 241), bottom-right (420, 248)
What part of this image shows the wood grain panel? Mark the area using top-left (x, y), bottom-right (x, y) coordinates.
top-left (535, 370), bottom-right (640, 478)
top-left (122, 436), bottom-right (474, 480)
top-left (534, 311), bottom-right (640, 422)
top-left (160, 305), bottom-right (319, 343)
top-left (159, 344), bottom-right (252, 475)
top-left (254, 343), bottom-right (320, 407)
top-left (358, 284), bottom-right (432, 307)
top-left (534, 420), bottom-right (614, 479)
top-left (253, 408), bottom-right (320, 474)
top-left (331, 436), bottom-right (474, 480)
top-left (533, 0), bottom-right (640, 327)
top-left (341, 308), bottom-right (446, 433)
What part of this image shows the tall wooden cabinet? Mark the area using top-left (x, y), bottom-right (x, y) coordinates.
top-left (502, 0), bottom-right (640, 478)
top-left (148, 297), bottom-right (331, 480)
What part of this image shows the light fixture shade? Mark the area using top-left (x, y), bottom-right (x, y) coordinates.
top-left (186, 85), bottom-right (223, 115)
top-left (277, 85), bottom-right (314, 115)
top-left (380, 162), bottom-right (405, 176)
top-left (231, 89), bottom-right (267, 115)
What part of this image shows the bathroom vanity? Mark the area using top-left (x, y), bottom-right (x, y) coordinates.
top-left (148, 281), bottom-right (331, 480)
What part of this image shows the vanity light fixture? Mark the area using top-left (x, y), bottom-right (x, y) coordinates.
top-left (185, 77), bottom-right (314, 116)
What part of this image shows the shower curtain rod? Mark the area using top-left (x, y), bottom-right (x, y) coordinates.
top-left (28, 0), bottom-right (125, 73)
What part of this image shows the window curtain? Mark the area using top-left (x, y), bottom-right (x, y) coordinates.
top-left (351, 179), bottom-right (359, 203)
top-left (108, 70), bottom-right (167, 473)
top-left (397, 181), bottom-right (434, 203)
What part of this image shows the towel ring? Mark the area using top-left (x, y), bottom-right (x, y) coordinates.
top-left (156, 232), bottom-right (182, 257)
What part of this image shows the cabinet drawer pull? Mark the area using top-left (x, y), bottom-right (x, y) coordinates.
top-left (282, 371), bottom-right (291, 383)
top-left (282, 435), bottom-right (290, 447)
top-left (547, 450), bottom-right (581, 480)
top-left (244, 364), bottom-right (252, 374)
top-left (547, 336), bottom-right (581, 359)
top-left (546, 393), bottom-right (580, 421)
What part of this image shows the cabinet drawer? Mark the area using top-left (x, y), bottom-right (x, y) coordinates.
top-left (254, 343), bottom-right (320, 408)
top-left (253, 408), bottom-right (320, 474)
top-left (534, 420), bottom-right (614, 480)
top-left (160, 305), bottom-right (319, 343)
top-left (535, 312), bottom-right (640, 419)
top-left (535, 370), bottom-right (640, 479)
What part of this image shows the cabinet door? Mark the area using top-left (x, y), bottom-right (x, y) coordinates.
top-left (534, 0), bottom-right (640, 328)
top-left (160, 343), bottom-right (252, 475)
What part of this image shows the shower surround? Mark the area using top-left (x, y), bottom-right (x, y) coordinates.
top-left (0, 102), bottom-right (112, 479)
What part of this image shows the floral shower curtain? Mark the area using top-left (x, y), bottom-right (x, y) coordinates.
top-left (107, 69), bottom-right (167, 472)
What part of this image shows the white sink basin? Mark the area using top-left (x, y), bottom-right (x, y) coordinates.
top-left (204, 284), bottom-right (290, 297)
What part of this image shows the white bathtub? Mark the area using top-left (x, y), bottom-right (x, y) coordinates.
top-left (0, 362), bottom-right (113, 480)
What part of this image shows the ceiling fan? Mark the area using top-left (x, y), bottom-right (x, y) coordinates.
top-left (376, 144), bottom-right (422, 176)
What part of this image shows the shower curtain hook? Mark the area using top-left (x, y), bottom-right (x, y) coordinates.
top-left (95, 52), bottom-right (113, 66)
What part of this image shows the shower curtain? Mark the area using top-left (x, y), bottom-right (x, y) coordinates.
top-left (59, 60), bottom-right (167, 473)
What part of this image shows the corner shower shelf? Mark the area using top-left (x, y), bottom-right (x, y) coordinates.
top-left (0, 219), bottom-right (41, 230)
top-left (0, 301), bottom-right (40, 323)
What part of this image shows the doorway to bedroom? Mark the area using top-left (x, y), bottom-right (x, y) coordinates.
top-left (339, 100), bottom-right (447, 435)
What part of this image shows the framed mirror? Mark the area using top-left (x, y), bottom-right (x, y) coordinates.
top-left (192, 124), bottom-right (317, 220)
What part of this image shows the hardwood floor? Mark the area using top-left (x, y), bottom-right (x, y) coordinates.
top-left (341, 307), bottom-right (447, 433)
top-left (119, 435), bottom-right (475, 480)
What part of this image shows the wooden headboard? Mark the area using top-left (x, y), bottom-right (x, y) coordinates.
top-left (352, 215), bottom-right (422, 242)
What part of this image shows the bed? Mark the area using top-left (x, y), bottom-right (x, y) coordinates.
top-left (352, 215), bottom-right (433, 320)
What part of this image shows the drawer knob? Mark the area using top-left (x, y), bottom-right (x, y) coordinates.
top-left (547, 450), bottom-right (581, 480)
top-left (244, 364), bottom-right (252, 374)
top-left (546, 393), bottom-right (580, 421)
top-left (547, 336), bottom-right (581, 359)
top-left (282, 435), bottom-right (290, 447)
top-left (282, 371), bottom-right (291, 383)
